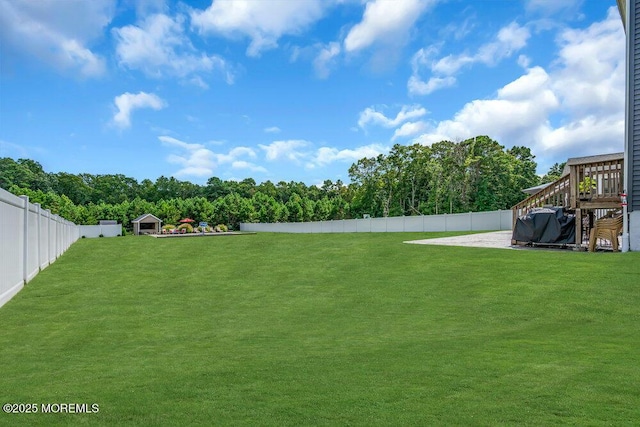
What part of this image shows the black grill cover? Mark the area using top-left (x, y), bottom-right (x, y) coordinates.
top-left (512, 207), bottom-right (576, 244)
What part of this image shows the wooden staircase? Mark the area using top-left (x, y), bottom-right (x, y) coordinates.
top-left (512, 174), bottom-right (570, 226)
top-left (512, 153), bottom-right (624, 248)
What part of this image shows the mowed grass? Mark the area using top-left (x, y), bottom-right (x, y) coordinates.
top-left (1, 232), bottom-right (639, 426)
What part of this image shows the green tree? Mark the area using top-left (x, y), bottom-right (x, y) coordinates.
top-left (205, 177), bottom-right (230, 201)
top-left (285, 193), bottom-right (305, 222)
top-left (541, 162), bottom-right (566, 184)
top-left (213, 193), bottom-right (255, 229)
top-left (0, 158), bottom-right (53, 191)
top-left (156, 199), bottom-right (182, 225)
top-left (251, 192), bottom-right (286, 223)
top-left (53, 172), bottom-right (93, 205)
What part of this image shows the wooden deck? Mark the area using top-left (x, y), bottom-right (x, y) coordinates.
top-left (512, 153), bottom-right (624, 249)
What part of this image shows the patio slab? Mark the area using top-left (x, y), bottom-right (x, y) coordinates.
top-left (404, 230), bottom-right (515, 249)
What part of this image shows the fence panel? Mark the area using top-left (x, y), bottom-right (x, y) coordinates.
top-left (49, 213), bottom-right (57, 265)
top-left (318, 221), bottom-right (331, 233)
top-left (423, 215), bottom-right (446, 232)
top-left (309, 222), bottom-right (322, 233)
top-left (55, 218), bottom-right (62, 258)
top-left (386, 217), bottom-right (404, 232)
top-left (0, 188), bottom-right (79, 309)
top-left (500, 210), bottom-right (513, 231)
top-left (0, 191), bottom-right (25, 308)
top-left (26, 204), bottom-right (40, 282)
top-left (343, 219), bottom-right (357, 233)
top-left (370, 218), bottom-right (387, 232)
top-left (404, 216), bottom-right (424, 232)
top-left (330, 221), bottom-right (344, 233)
top-left (470, 211), bottom-right (501, 231)
top-left (39, 208), bottom-right (50, 270)
top-left (356, 219), bottom-right (371, 232)
top-left (240, 210), bottom-right (513, 234)
top-left (79, 224), bottom-right (122, 238)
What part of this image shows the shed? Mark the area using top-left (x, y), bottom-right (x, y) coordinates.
top-left (132, 213), bottom-right (162, 235)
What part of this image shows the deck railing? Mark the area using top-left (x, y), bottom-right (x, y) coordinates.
top-left (512, 156), bottom-right (624, 246)
top-left (511, 174), bottom-right (571, 226)
top-left (570, 159), bottom-right (623, 207)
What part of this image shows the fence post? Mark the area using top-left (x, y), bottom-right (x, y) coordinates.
top-left (20, 195), bottom-right (29, 284)
top-left (35, 203), bottom-right (42, 270)
top-left (44, 209), bottom-right (50, 268)
top-left (55, 215), bottom-right (59, 260)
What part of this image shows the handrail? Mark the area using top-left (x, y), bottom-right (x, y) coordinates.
top-left (512, 174), bottom-right (570, 212)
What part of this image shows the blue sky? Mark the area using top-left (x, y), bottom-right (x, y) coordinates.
top-left (0, 0), bottom-right (626, 186)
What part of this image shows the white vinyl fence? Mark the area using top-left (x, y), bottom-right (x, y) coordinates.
top-left (0, 188), bottom-right (80, 308)
top-left (240, 210), bottom-right (513, 234)
top-left (78, 224), bottom-right (123, 238)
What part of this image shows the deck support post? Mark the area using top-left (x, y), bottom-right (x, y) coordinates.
top-left (575, 208), bottom-right (583, 248)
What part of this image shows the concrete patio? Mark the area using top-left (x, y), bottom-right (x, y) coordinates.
top-left (404, 230), bottom-right (515, 249)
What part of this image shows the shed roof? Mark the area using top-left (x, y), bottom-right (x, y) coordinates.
top-left (131, 213), bottom-right (162, 223)
top-left (522, 182), bottom-right (553, 195)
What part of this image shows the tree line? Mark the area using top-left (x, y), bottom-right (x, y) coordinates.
top-left (1, 136), bottom-right (562, 230)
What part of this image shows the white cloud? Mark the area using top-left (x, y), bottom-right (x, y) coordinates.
top-left (259, 140), bottom-right (310, 162)
top-left (344, 0), bottom-right (433, 53)
top-left (313, 143), bottom-right (387, 166)
top-left (411, 7), bottom-right (625, 172)
top-left (0, 0), bottom-right (113, 77)
top-left (161, 136), bottom-right (216, 177)
top-left (160, 136), bottom-right (262, 177)
top-left (264, 126), bottom-right (281, 134)
top-left (432, 22), bottom-right (530, 75)
top-left (409, 22), bottom-right (530, 96)
top-left (189, 76), bottom-right (210, 89)
top-left (257, 138), bottom-right (387, 170)
top-left (231, 160), bottom-right (268, 173)
top-left (438, 16), bottom-right (476, 42)
top-left (525, 0), bottom-right (582, 15)
top-left (289, 0), bottom-right (434, 77)
top-left (408, 75), bottom-right (456, 96)
top-left (392, 121), bottom-right (428, 141)
top-left (313, 42), bottom-right (341, 79)
top-left (413, 66), bottom-right (560, 146)
top-left (130, 0), bottom-right (167, 17)
top-left (407, 47), bottom-right (458, 95)
top-left (216, 146), bottom-right (257, 164)
top-left (498, 66), bottom-right (552, 100)
top-left (550, 7), bottom-right (624, 117)
top-left (424, 69), bottom-right (559, 142)
top-left (538, 116), bottom-right (623, 153)
top-left (517, 54), bottom-right (531, 68)
top-left (479, 22), bottom-right (530, 65)
top-left (358, 105), bottom-right (427, 129)
top-left (190, 0), bottom-right (326, 57)
top-left (113, 92), bottom-right (166, 129)
top-left (113, 13), bottom-right (233, 83)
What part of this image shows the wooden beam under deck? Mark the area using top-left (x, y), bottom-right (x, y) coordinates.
top-left (578, 200), bottom-right (623, 210)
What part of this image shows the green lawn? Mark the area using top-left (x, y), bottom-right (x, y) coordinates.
top-left (1, 233), bottom-right (639, 426)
